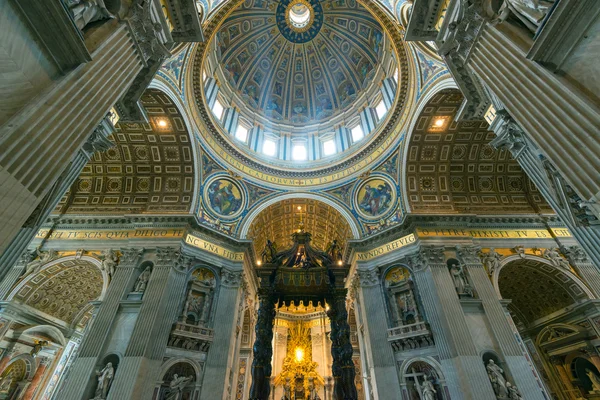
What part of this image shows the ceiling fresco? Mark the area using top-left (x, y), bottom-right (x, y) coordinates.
top-left (247, 198), bottom-right (353, 255)
top-left (498, 259), bottom-right (589, 326)
top-left (213, 0), bottom-right (385, 126)
top-left (405, 89), bottom-right (553, 214)
top-left (55, 89), bottom-right (195, 215)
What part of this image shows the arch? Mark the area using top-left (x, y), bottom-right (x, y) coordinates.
top-left (400, 78), bottom-right (457, 213)
top-left (402, 88), bottom-right (552, 215)
top-left (18, 324), bottom-right (67, 347)
top-left (8, 255), bottom-right (108, 302)
top-left (399, 356), bottom-right (446, 382)
top-left (157, 357), bottom-right (203, 384)
top-left (7, 256), bottom-right (106, 325)
top-left (494, 254), bottom-right (593, 326)
top-left (148, 80), bottom-right (202, 213)
top-left (398, 357), bottom-right (450, 399)
top-left (492, 254), bottom-right (595, 301)
top-left (3, 354), bottom-right (36, 380)
top-left (239, 192), bottom-right (360, 240)
top-left (55, 88), bottom-right (196, 215)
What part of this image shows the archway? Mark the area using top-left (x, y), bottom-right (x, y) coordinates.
top-left (497, 256), bottom-right (595, 399)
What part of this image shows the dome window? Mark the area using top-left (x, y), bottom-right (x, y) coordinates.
top-left (235, 124), bottom-right (248, 142)
top-left (375, 100), bottom-right (387, 120)
top-left (287, 0), bottom-right (313, 31)
top-left (351, 125), bottom-right (364, 143)
top-left (212, 99), bottom-right (224, 120)
top-left (292, 144), bottom-right (307, 160)
top-left (323, 139), bottom-right (336, 156)
top-left (263, 139), bottom-right (277, 157)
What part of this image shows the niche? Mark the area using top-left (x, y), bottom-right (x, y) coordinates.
top-left (181, 268), bottom-right (216, 326)
top-left (384, 267), bottom-right (421, 327)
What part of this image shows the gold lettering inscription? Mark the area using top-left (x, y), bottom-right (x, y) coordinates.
top-left (185, 234), bottom-right (244, 261)
top-left (356, 234), bottom-right (416, 261)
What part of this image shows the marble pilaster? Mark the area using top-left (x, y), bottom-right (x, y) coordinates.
top-left (108, 249), bottom-right (188, 400)
top-left (0, 24), bottom-right (143, 256)
top-left (354, 268), bottom-right (397, 400)
top-left (202, 269), bottom-right (243, 400)
top-left (489, 110), bottom-right (600, 269)
top-left (458, 246), bottom-right (545, 399)
top-left (57, 248), bottom-right (142, 399)
top-left (407, 247), bottom-right (496, 399)
top-left (562, 246), bottom-right (600, 297)
top-left (0, 117), bottom-right (115, 288)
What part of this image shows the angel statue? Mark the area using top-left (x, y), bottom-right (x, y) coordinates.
top-left (23, 248), bottom-right (58, 277)
top-left (99, 249), bottom-right (118, 278)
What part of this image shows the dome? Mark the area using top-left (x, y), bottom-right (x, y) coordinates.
top-left (211, 0), bottom-right (388, 128)
top-left (192, 0), bottom-right (410, 184)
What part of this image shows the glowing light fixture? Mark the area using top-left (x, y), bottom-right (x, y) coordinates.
top-left (295, 347), bottom-right (305, 362)
top-left (158, 119), bottom-right (167, 127)
top-left (338, 260), bottom-right (343, 266)
top-left (434, 118), bottom-right (445, 127)
top-left (257, 260), bottom-right (262, 266)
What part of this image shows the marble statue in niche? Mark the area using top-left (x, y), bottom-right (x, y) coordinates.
top-left (92, 362), bottom-right (114, 400)
top-left (64, 0), bottom-right (115, 31)
top-left (182, 268), bottom-right (216, 326)
top-left (486, 359), bottom-right (508, 398)
top-left (449, 262), bottom-right (474, 298)
top-left (385, 267), bottom-right (421, 326)
top-left (23, 248), bottom-right (58, 276)
top-left (506, 382), bottom-right (523, 399)
top-left (587, 369), bottom-right (600, 393)
top-left (498, 0), bottom-right (555, 33)
top-left (419, 375), bottom-right (437, 400)
top-left (134, 266), bottom-right (152, 293)
top-left (166, 374), bottom-right (193, 400)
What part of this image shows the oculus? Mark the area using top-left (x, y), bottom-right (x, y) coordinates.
top-left (276, 0), bottom-right (323, 43)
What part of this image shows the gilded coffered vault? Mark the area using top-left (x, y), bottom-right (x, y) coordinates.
top-left (55, 89), bottom-right (196, 215)
top-left (247, 198), bottom-right (353, 255)
top-left (405, 89), bottom-right (553, 214)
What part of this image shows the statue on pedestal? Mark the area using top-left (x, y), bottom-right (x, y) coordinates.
top-left (165, 374), bottom-right (193, 400)
top-left (65, 0), bottom-right (115, 31)
top-left (486, 359), bottom-right (508, 398)
top-left (261, 240), bottom-right (277, 263)
top-left (133, 266), bottom-right (151, 293)
top-left (450, 263), bottom-right (473, 297)
top-left (92, 362), bottom-right (114, 400)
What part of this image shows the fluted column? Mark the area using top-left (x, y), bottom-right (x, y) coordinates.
top-left (458, 246), bottom-right (546, 399)
top-left (407, 246), bottom-right (496, 399)
top-left (108, 248), bottom-right (189, 400)
top-left (562, 246), bottom-right (600, 297)
top-left (469, 24), bottom-right (600, 210)
top-left (58, 248), bottom-right (142, 399)
top-left (489, 111), bottom-right (600, 268)
top-left (353, 268), bottom-right (396, 400)
top-left (0, 118), bottom-right (115, 287)
top-left (0, 24), bottom-right (143, 256)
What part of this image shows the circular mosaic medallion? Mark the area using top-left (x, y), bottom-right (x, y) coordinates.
top-left (353, 175), bottom-right (397, 220)
top-left (276, 0), bottom-right (323, 44)
top-left (203, 176), bottom-right (246, 220)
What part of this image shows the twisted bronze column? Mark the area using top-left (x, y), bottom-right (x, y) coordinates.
top-left (249, 288), bottom-right (277, 400)
top-left (327, 288), bottom-right (358, 400)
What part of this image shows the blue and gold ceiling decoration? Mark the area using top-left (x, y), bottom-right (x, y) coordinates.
top-left (215, 0), bottom-right (385, 126)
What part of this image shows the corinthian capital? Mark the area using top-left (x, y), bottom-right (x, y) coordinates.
top-left (119, 248), bottom-right (144, 265)
top-left (456, 245), bottom-right (482, 264)
top-left (561, 245), bottom-right (590, 264)
top-left (357, 268), bottom-right (380, 287)
top-left (489, 111), bottom-right (526, 155)
top-left (221, 269), bottom-right (242, 287)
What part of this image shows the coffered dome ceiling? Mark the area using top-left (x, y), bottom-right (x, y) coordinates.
top-left (212, 0), bottom-right (386, 127)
